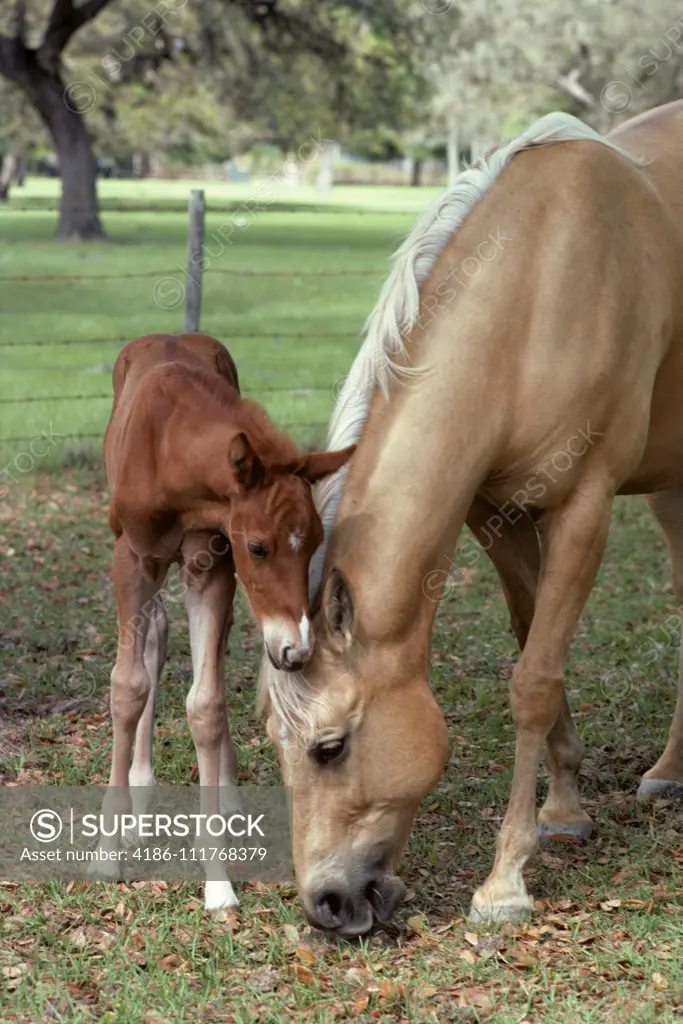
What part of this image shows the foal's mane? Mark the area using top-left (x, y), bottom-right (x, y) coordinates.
top-left (308, 111), bottom-right (642, 599)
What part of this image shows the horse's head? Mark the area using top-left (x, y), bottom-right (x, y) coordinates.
top-left (260, 568), bottom-right (449, 935)
top-left (227, 427), bottom-right (355, 672)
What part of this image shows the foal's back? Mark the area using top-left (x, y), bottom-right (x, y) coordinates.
top-left (104, 333), bottom-right (239, 479)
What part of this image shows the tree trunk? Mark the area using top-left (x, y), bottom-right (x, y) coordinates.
top-left (43, 76), bottom-right (103, 239)
top-left (0, 153), bottom-right (19, 202)
top-left (316, 141), bottom-right (336, 193)
top-left (411, 157), bottom-right (423, 187)
top-left (1, 46), bottom-right (104, 239)
top-left (133, 152), bottom-right (151, 178)
top-left (16, 154), bottom-right (28, 186)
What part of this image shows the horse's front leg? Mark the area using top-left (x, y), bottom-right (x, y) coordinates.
top-left (466, 498), bottom-right (592, 841)
top-left (470, 482), bottom-right (613, 923)
top-left (181, 531), bottom-right (239, 913)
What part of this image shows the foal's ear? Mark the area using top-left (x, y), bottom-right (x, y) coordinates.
top-left (296, 444), bottom-right (356, 485)
top-left (229, 432), bottom-right (264, 491)
top-left (323, 567), bottom-right (354, 650)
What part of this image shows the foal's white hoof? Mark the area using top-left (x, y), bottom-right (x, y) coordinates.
top-left (468, 891), bottom-right (533, 926)
top-left (204, 879), bottom-right (239, 912)
top-left (636, 778), bottom-right (683, 803)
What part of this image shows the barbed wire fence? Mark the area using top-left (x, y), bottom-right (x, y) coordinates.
top-left (0, 189), bottom-right (381, 451)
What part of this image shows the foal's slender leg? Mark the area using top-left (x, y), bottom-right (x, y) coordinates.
top-left (181, 531), bottom-right (239, 911)
top-left (128, 597), bottom-right (168, 828)
top-left (93, 538), bottom-right (169, 871)
top-left (470, 482), bottom-right (613, 923)
top-left (638, 488), bottom-right (683, 800)
top-left (466, 500), bottom-right (592, 838)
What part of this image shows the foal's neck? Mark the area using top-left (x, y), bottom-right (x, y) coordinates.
top-left (161, 401), bottom-right (241, 507)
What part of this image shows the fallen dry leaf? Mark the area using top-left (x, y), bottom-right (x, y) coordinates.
top-left (406, 914), bottom-right (428, 935)
top-left (345, 967), bottom-right (368, 987)
top-left (158, 954), bottom-right (186, 970)
top-left (67, 926), bottom-right (115, 953)
top-left (247, 968), bottom-right (282, 993)
top-left (2, 963), bottom-right (28, 979)
top-left (209, 907), bottom-right (240, 932)
top-left (292, 964), bottom-right (315, 985)
top-left (296, 943), bottom-right (315, 964)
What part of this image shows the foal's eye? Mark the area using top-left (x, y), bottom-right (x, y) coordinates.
top-left (247, 541), bottom-right (269, 559)
top-left (311, 737), bottom-right (346, 765)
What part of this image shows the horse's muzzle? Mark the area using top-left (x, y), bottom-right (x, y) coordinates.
top-left (307, 871), bottom-right (406, 936)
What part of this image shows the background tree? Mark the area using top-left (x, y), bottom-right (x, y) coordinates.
top-left (0, 0), bottom-right (427, 238)
top-left (0, 0), bottom-right (115, 238)
top-left (414, 0), bottom-right (683, 181)
top-left (0, 78), bottom-right (44, 200)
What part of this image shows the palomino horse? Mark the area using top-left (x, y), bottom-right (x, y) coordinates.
top-left (259, 100), bottom-right (683, 934)
top-left (96, 333), bottom-right (354, 909)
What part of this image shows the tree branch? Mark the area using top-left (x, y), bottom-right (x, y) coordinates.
top-left (40, 0), bottom-right (115, 67)
top-left (555, 68), bottom-right (596, 109)
top-left (0, 32), bottom-right (26, 85)
top-left (13, 0), bottom-right (27, 43)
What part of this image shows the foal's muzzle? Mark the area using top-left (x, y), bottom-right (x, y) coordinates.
top-left (308, 872), bottom-right (406, 936)
top-left (266, 642), bottom-right (312, 673)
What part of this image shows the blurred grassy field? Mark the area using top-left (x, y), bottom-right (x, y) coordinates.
top-left (1, 179), bottom-right (682, 1022)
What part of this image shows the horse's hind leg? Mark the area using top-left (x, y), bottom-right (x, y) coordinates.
top-left (637, 487), bottom-right (683, 801)
top-left (181, 530), bottom-right (239, 912)
top-left (466, 500), bottom-right (592, 840)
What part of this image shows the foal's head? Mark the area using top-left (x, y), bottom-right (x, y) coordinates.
top-left (226, 411), bottom-right (354, 672)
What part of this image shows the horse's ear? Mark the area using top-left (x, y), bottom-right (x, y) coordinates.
top-left (323, 567), bottom-right (354, 651)
top-left (296, 444), bottom-right (356, 485)
top-left (229, 432), bottom-right (264, 491)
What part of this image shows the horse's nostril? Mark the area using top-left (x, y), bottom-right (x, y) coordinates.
top-left (315, 888), bottom-right (351, 930)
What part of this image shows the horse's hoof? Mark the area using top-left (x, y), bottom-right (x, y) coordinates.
top-left (636, 778), bottom-right (683, 803)
top-left (468, 892), bottom-right (533, 926)
top-left (537, 819), bottom-right (593, 841)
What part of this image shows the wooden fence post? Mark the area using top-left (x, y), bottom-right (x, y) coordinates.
top-left (183, 189), bottom-right (205, 333)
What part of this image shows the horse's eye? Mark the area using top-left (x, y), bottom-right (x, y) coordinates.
top-left (248, 540), bottom-right (269, 559)
top-left (311, 737), bottom-right (346, 765)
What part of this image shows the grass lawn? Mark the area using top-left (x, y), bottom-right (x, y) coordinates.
top-left (0, 178), bottom-right (433, 461)
top-left (1, 180), bottom-right (682, 1023)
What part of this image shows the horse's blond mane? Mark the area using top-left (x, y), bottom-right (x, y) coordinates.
top-left (307, 111), bottom-right (642, 600)
top-left (263, 111), bottom-right (643, 735)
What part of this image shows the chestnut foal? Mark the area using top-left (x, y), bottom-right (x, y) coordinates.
top-left (95, 333), bottom-right (354, 909)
